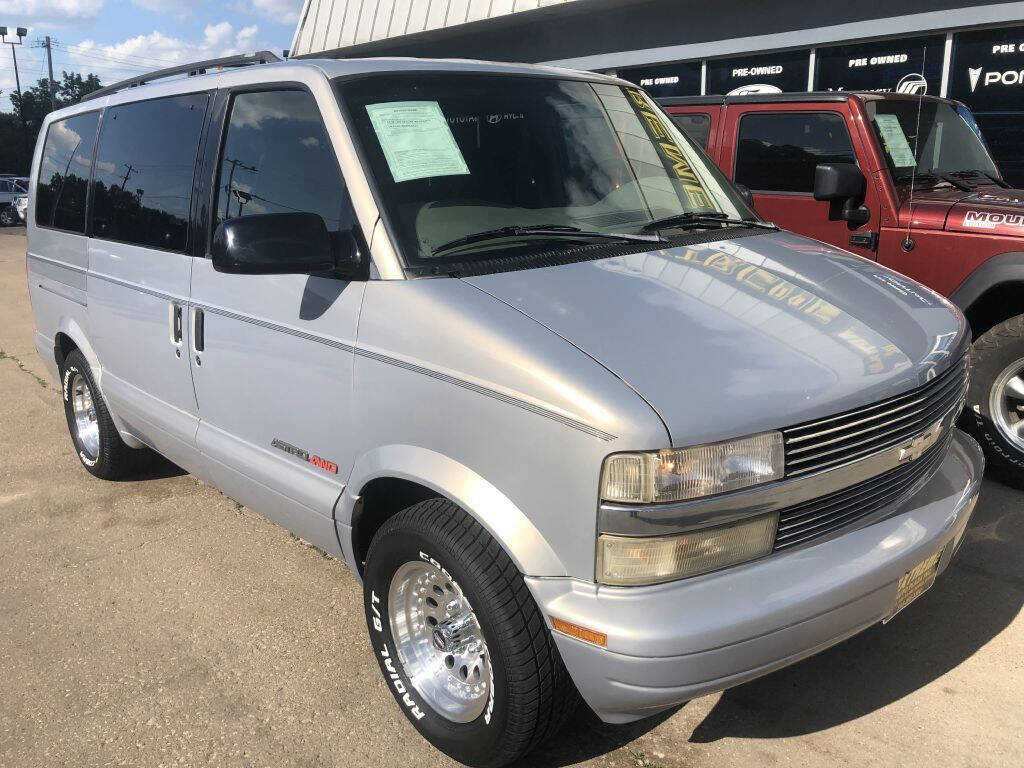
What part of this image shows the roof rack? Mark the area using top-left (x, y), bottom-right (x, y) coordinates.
top-left (83, 51), bottom-right (281, 102)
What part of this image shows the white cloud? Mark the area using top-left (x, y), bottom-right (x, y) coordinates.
top-left (235, 0), bottom-right (304, 25)
top-left (67, 22), bottom-right (272, 87)
top-left (3, 0), bottom-right (104, 27)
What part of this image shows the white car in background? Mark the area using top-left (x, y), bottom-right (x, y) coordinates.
top-left (0, 177), bottom-right (27, 226)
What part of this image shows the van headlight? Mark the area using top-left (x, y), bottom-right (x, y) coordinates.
top-left (597, 514), bottom-right (779, 586)
top-left (600, 431), bottom-right (784, 504)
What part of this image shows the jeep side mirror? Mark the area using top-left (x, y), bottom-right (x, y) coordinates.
top-left (813, 163), bottom-right (865, 202)
top-left (734, 183), bottom-right (756, 211)
top-left (211, 212), bottom-right (365, 278)
top-left (813, 163), bottom-right (870, 227)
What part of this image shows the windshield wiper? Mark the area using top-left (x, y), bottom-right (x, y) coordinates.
top-left (948, 169), bottom-right (1010, 189)
top-left (892, 171), bottom-right (945, 189)
top-left (640, 211), bottom-right (778, 233)
top-left (930, 171), bottom-right (974, 192)
top-left (431, 224), bottom-right (664, 256)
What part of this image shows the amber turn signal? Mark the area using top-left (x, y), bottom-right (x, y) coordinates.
top-left (551, 617), bottom-right (608, 647)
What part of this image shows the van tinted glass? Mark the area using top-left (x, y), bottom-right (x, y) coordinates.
top-left (214, 90), bottom-right (344, 239)
top-left (735, 112), bottom-right (854, 193)
top-left (36, 111), bottom-right (100, 233)
top-left (91, 93), bottom-right (208, 251)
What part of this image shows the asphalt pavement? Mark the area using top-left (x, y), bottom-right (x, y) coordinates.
top-left (0, 227), bottom-right (1021, 767)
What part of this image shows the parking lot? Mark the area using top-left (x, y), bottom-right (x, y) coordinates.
top-left (0, 226), bottom-right (1021, 768)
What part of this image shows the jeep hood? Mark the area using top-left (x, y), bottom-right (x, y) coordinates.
top-left (898, 184), bottom-right (1024, 236)
top-left (462, 231), bottom-right (968, 446)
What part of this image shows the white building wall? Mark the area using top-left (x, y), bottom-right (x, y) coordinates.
top-left (291, 0), bottom-right (578, 56)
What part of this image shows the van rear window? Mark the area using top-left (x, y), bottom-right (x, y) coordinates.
top-left (91, 93), bottom-right (209, 252)
top-left (36, 111), bottom-right (100, 233)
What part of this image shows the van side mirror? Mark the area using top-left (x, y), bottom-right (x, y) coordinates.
top-left (211, 212), bottom-right (365, 278)
top-left (813, 163), bottom-right (870, 227)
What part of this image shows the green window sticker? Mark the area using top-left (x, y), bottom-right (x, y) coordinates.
top-left (366, 101), bottom-right (470, 183)
top-left (873, 113), bottom-right (917, 169)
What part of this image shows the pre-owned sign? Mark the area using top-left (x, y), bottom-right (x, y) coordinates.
top-left (815, 36), bottom-right (945, 94)
top-left (619, 61), bottom-right (701, 98)
top-left (706, 50), bottom-right (809, 95)
top-left (950, 26), bottom-right (1024, 111)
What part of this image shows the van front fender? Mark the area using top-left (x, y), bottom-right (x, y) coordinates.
top-left (338, 445), bottom-right (567, 578)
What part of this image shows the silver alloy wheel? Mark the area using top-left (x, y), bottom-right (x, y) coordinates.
top-left (70, 373), bottom-right (100, 459)
top-left (388, 560), bottom-right (491, 723)
top-left (990, 356), bottom-right (1024, 452)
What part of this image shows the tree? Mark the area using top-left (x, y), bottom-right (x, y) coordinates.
top-left (4, 71), bottom-right (103, 175)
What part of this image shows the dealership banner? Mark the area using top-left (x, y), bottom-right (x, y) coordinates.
top-left (706, 50), bottom-right (809, 95)
top-left (950, 25), bottom-right (1024, 110)
top-left (814, 35), bottom-right (945, 94)
top-left (619, 61), bottom-right (701, 98)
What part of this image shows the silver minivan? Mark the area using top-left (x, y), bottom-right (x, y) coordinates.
top-left (26, 54), bottom-right (983, 766)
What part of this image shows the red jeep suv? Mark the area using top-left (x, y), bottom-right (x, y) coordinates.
top-left (662, 91), bottom-right (1024, 480)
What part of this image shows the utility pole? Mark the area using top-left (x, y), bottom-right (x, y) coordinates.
top-left (0, 26), bottom-right (30, 172)
top-left (43, 35), bottom-right (56, 111)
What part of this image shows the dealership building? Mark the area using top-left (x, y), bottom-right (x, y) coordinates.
top-left (291, 0), bottom-right (1024, 184)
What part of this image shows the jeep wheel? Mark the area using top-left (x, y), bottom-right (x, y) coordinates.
top-left (362, 499), bottom-right (577, 767)
top-left (60, 349), bottom-right (145, 479)
top-left (0, 206), bottom-right (15, 226)
top-left (962, 314), bottom-right (1024, 484)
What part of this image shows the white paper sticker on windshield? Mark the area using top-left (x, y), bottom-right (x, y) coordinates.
top-left (366, 101), bottom-right (470, 183)
top-left (873, 114), bottom-right (917, 168)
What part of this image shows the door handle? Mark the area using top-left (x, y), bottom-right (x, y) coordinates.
top-left (193, 308), bottom-right (205, 353)
top-left (169, 303), bottom-right (183, 345)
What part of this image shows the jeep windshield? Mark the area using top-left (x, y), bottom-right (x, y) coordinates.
top-left (867, 100), bottom-right (1001, 188)
top-left (337, 73), bottom-right (754, 270)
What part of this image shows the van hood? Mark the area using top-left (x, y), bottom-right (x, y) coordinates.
top-left (898, 184), bottom-right (1024, 237)
top-left (462, 231), bottom-right (968, 446)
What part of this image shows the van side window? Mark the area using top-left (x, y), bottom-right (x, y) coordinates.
top-left (213, 90), bottom-right (344, 243)
top-left (735, 112), bottom-right (855, 194)
top-left (91, 93), bottom-right (209, 252)
top-left (36, 111), bottom-right (100, 233)
top-left (671, 113), bottom-right (712, 149)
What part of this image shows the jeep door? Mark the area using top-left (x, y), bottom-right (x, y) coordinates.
top-left (188, 86), bottom-right (365, 546)
top-left (87, 93), bottom-right (209, 467)
top-left (718, 103), bottom-right (883, 257)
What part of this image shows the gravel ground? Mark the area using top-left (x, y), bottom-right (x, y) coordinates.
top-left (1, 228), bottom-right (1021, 767)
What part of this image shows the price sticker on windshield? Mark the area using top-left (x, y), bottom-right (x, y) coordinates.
top-left (367, 101), bottom-right (470, 183)
top-left (873, 113), bottom-right (917, 169)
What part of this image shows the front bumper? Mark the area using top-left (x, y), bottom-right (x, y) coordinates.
top-left (527, 429), bottom-right (983, 724)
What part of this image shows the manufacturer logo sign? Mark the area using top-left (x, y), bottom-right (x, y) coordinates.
top-left (965, 68), bottom-right (1024, 90)
top-left (968, 66), bottom-right (984, 91)
top-left (895, 73), bottom-right (928, 95)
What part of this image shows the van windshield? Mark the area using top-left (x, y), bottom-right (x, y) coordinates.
top-left (338, 73), bottom-right (752, 270)
top-left (867, 100), bottom-right (1000, 185)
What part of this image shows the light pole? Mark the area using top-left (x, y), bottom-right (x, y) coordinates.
top-left (0, 26), bottom-right (30, 173)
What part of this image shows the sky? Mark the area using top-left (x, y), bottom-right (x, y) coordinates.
top-left (0, 0), bottom-right (306, 110)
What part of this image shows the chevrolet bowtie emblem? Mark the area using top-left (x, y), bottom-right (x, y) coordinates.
top-left (897, 420), bottom-right (943, 463)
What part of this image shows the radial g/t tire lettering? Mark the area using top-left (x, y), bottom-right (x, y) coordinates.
top-left (363, 498), bottom-right (578, 767)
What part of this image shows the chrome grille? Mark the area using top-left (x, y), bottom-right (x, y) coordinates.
top-left (774, 432), bottom-right (950, 551)
top-left (782, 357), bottom-right (969, 477)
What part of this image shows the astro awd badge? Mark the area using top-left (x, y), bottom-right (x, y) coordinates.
top-left (271, 438), bottom-right (339, 474)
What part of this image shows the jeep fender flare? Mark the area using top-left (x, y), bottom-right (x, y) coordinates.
top-left (338, 444), bottom-right (567, 578)
top-left (949, 251), bottom-right (1024, 312)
